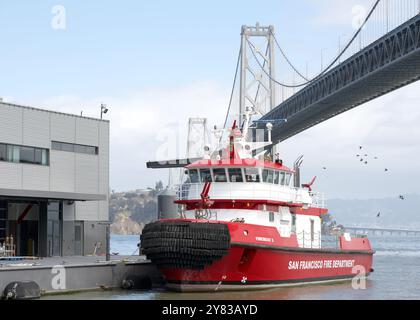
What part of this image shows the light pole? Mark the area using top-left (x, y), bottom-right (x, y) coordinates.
top-left (100, 103), bottom-right (109, 119)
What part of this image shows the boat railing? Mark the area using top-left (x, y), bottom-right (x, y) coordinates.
top-left (320, 234), bottom-right (341, 250)
top-left (349, 232), bottom-right (369, 238)
top-left (295, 231), bottom-right (321, 249)
top-left (0, 243), bottom-right (16, 257)
top-left (294, 232), bottom-right (341, 250)
top-left (309, 191), bottom-right (326, 209)
top-left (176, 183), bottom-right (325, 207)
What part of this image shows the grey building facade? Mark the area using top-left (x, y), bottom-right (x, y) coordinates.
top-left (0, 102), bottom-right (109, 257)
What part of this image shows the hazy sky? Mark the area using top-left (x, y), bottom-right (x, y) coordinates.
top-left (1, 0), bottom-right (419, 199)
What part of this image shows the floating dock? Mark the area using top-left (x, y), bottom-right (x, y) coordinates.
top-left (0, 255), bottom-right (162, 298)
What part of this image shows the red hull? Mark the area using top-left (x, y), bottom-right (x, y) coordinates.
top-left (162, 246), bottom-right (373, 291)
top-left (142, 220), bottom-right (374, 292)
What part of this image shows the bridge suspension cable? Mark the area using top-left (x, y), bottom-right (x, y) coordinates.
top-left (271, 34), bottom-right (310, 82)
top-left (250, 0), bottom-right (382, 89)
top-left (221, 44), bottom-right (241, 133)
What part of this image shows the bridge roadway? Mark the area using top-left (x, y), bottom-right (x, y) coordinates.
top-left (261, 14), bottom-right (420, 143)
top-left (345, 226), bottom-right (420, 236)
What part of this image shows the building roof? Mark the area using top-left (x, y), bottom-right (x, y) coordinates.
top-left (0, 188), bottom-right (107, 201)
top-left (0, 101), bottom-right (109, 123)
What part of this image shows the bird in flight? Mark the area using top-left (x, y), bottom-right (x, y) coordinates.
top-left (377, 212), bottom-right (381, 218)
top-left (385, 168), bottom-right (389, 172)
top-left (399, 195), bottom-right (405, 200)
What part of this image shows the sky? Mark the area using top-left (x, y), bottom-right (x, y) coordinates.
top-left (0, 0), bottom-right (419, 199)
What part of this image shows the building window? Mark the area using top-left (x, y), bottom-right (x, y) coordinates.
top-left (0, 143), bottom-right (49, 166)
top-left (52, 141), bottom-right (98, 155)
top-left (20, 146), bottom-right (35, 164)
top-left (7, 145), bottom-right (19, 163)
top-left (0, 144), bottom-right (6, 161)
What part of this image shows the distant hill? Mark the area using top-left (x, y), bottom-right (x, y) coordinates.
top-left (110, 186), bottom-right (420, 232)
top-left (327, 194), bottom-right (420, 229)
top-left (109, 182), bottom-right (162, 234)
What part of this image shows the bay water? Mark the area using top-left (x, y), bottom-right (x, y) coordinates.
top-left (45, 234), bottom-right (420, 300)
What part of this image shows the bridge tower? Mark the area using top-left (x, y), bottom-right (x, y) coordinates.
top-left (239, 23), bottom-right (276, 127)
top-left (186, 118), bottom-right (209, 159)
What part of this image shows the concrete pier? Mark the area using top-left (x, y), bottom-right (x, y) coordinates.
top-left (0, 255), bottom-right (162, 297)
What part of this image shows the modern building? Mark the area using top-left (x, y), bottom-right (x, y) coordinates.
top-left (0, 101), bottom-right (109, 257)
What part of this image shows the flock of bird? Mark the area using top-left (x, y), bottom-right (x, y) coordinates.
top-left (320, 145), bottom-right (406, 219)
top-left (320, 145), bottom-right (388, 172)
top-left (355, 146), bottom-right (388, 172)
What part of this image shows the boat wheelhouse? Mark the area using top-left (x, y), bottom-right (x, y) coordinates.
top-left (177, 159), bottom-right (326, 249)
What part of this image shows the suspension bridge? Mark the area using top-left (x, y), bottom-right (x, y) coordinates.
top-left (261, 13), bottom-right (420, 143)
top-left (345, 226), bottom-right (420, 236)
top-left (234, 0), bottom-right (420, 144)
top-left (148, 0), bottom-right (420, 168)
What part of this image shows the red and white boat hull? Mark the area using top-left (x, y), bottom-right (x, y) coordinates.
top-left (141, 220), bottom-right (374, 292)
top-left (164, 248), bottom-right (373, 292)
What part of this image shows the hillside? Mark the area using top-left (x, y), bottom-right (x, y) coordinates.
top-left (109, 182), bottom-right (162, 235)
top-left (109, 184), bottom-right (420, 233)
top-left (327, 194), bottom-right (420, 229)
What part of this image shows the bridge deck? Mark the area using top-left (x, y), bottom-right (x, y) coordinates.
top-left (262, 14), bottom-right (420, 143)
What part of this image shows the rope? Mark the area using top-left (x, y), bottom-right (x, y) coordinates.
top-left (131, 246), bottom-right (139, 256)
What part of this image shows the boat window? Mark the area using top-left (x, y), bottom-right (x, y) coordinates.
top-left (228, 168), bottom-right (243, 183)
top-left (291, 214), bottom-right (297, 233)
top-left (213, 168), bottom-right (228, 182)
top-left (310, 219), bottom-right (315, 242)
top-left (273, 171), bottom-right (280, 184)
top-left (262, 169), bottom-right (274, 183)
top-left (188, 169), bottom-right (199, 183)
top-left (285, 173), bottom-right (292, 186)
top-left (269, 212), bottom-right (275, 222)
top-left (279, 171), bottom-right (286, 185)
top-left (199, 169), bottom-right (212, 182)
top-left (244, 168), bottom-right (260, 183)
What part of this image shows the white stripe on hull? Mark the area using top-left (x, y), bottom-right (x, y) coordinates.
top-left (165, 276), bottom-right (368, 293)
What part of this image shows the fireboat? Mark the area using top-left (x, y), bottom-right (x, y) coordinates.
top-left (141, 109), bottom-right (374, 292)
